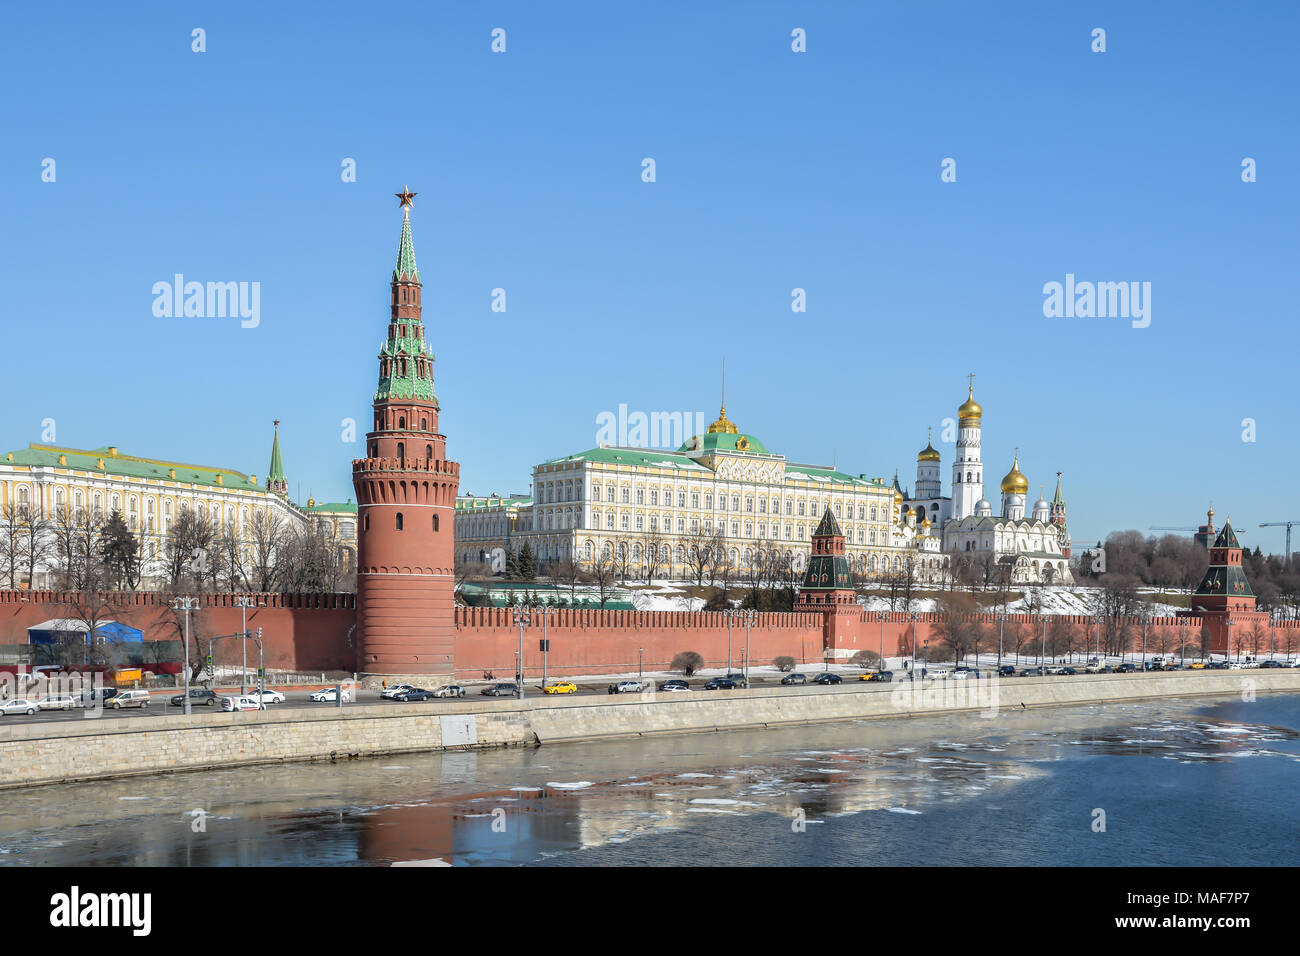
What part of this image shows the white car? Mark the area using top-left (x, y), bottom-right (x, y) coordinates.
top-left (221, 695), bottom-right (266, 712)
top-left (1084, 661), bottom-right (1106, 674)
top-left (0, 698), bottom-right (39, 716)
top-left (432, 685), bottom-right (465, 698)
top-left (245, 688), bottom-right (285, 704)
top-left (926, 669), bottom-right (951, 680)
top-left (1227, 662), bottom-right (1245, 670)
top-left (380, 684), bottom-right (417, 700)
top-left (38, 695), bottom-right (83, 710)
top-left (310, 688), bottom-right (352, 703)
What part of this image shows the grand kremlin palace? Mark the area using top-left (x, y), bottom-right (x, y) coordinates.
top-left (455, 404), bottom-right (948, 583)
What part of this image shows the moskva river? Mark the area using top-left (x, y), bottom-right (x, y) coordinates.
top-left (3, 694), bottom-right (1297, 866)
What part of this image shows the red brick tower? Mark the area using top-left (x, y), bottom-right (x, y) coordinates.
top-left (795, 508), bottom-right (865, 659)
top-left (352, 187), bottom-right (460, 683)
top-left (1179, 517), bottom-right (1267, 656)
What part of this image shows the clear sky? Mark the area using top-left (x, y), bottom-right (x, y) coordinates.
top-left (3, 1), bottom-right (1297, 552)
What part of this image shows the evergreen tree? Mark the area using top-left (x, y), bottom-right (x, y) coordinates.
top-left (505, 547), bottom-right (520, 580)
top-left (517, 542), bottom-right (538, 581)
top-left (97, 510), bottom-right (141, 590)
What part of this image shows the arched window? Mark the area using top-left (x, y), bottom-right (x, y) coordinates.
top-left (397, 442), bottom-right (405, 459)
top-left (421, 418), bottom-right (427, 430)
top-left (432, 514), bottom-right (439, 532)
top-left (395, 512), bottom-right (404, 530)
top-left (426, 444), bottom-right (432, 459)
top-left (399, 416), bottom-right (406, 429)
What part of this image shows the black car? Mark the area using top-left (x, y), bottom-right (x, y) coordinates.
top-left (394, 688), bottom-right (436, 701)
top-left (870, 670), bottom-right (895, 682)
top-left (481, 682), bottom-right (519, 697)
top-left (1059, 667), bottom-right (1078, 676)
top-left (1142, 660), bottom-right (1164, 671)
top-left (658, 679), bottom-right (690, 691)
top-left (1019, 667), bottom-right (1044, 677)
top-left (780, 673), bottom-right (808, 685)
top-left (1207, 660), bottom-right (1230, 670)
top-left (811, 673), bottom-right (842, 685)
top-left (170, 688), bottom-right (218, 707)
top-left (703, 678), bottom-right (738, 690)
top-left (996, 665), bottom-right (1016, 678)
top-left (1260, 660), bottom-right (1283, 669)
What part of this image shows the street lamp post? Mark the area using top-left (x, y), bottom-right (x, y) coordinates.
top-left (879, 613), bottom-right (885, 671)
top-left (726, 609), bottom-right (734, 673)
top-left (638, 647), bottom-right (644, 679)
top-left (172, 597), bottom-right (200, 715)
top-left (233, 596), bottom-right (261, 696)
top-left (538, 605), bottom-right (552, 690)
top-left (513, 607), bottom-right (531, 700)
top-left (997, 612), bottom-right (1005, 671)
top-left (743, 609), bottom-right (755, 684)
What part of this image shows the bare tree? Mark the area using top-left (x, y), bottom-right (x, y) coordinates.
top-left (590, 549), bottom-right (617, 608)
top-left (246, 509), bottom-right (286, 592)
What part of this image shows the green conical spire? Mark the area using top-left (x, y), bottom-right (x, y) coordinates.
top-left (267, 420), bottom-right (286, 492)
top-left (393, 185), bottom-right (420, 283)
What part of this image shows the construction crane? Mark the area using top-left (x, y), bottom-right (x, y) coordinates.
top-left (1259, 521), bottom-right (1300, 564)
top-left (1147, 526), bottom-right (1246, 535)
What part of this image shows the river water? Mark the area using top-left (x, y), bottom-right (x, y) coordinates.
top-left (2, 693), bottom-right (1297, 866)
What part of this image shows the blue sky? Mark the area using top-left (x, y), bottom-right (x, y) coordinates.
top-left (3, 1), bottom-right (1297, 551)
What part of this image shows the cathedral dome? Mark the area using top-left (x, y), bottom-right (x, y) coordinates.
top-left (958, 386), bottom-right (982, 424)
top-left (1000, 454), bottom-right (1029, 495)
top-left (975, 498), bottom-right (992, 516)
top-left (917, 431), bottom-right (941, 462)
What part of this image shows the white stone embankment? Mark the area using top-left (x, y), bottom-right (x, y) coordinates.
top-left (1, 670), bottom-right (1297, 790)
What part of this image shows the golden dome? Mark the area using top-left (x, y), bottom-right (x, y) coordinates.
top-left (922, 515), bottom-right (931, 527)
top-left (1000, 454), bottom-right (1029, 495)
top-left (958, 386), bottom-right (982, 423)
top-left (705, 405), bottom-right (738, 435)
top-left (917, 427), bottom-right (941, 462)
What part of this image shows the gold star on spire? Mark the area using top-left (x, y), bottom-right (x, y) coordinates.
top-left (396, 185), bottom-right (417, 209)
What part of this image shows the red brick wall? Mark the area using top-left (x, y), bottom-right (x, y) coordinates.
top-left (451, 606), bottom-right (826, 678)
top-left (0, 591), bottom-right (356, 674)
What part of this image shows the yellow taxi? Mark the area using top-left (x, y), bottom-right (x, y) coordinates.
top-left (543, 681), bottom-right (578, 695)
top-left (1190, 661), bottom-right (1207, 669)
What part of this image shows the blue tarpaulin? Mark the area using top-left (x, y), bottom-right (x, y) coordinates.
top-left (27, 619), bottom-right (144, 645)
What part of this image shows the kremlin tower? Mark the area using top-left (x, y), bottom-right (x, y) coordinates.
top-left (351, 188), bottom-right (460, 683)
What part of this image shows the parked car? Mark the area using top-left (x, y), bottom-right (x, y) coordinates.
top-left (544, 681), bottom-right (578, 695)
top-left (1058, 667), bottom-right (1078, 676)
top-left (811, 673), bottom-right (842, 685)
top-left (1260, 660), bottom-right (1283, 669)
top-left (170, 688), bottom-right (219, 707)
top-left (221, 695), bottom-right (266, 712)
top-left (109, 690), bottom-right (151, 709)
top-left (608, 680), bottom-right (646, 694)
top-left (1190, 660), bottom-right (1208, 669)
top-left (0, 698), bottom-right (39, 716)
top-left (927, 669), bottom-right (952, 680)
top-left (997, 665), bottom-right (1017, 678)
top-left (1142, 660), bottom-right (1164, 671)
top-left (1084, 661), bottom-right (1106, 674)
top-left (245, 688), bottom-right (285, 704)
top-left (480, 683), bottom-right (518, 697)
top-left (309, 688), bottom-right (353, 702)
top-left (1282, 659), bottom-right (1299, 668)
top-left (81, 687), bottom-right (120, 705)
top-left (1113, 663), bottom-right (1136, 673)
top-left (1207, 660), bottom-right (1230, 670)
top-left (703, 678), bottom-right (738, 690)
top-left (780, 673), bottom-right (808, 685)
top-left (658, 679), bottom-right (690, 692)
top-left (951, 669), bottom-right (979, 680)
top-left (38, 694), bottom-right (84, 710)
top-left (380, 684), bottom-right (418, 700)
top-left (432, 684), bottom-right (466, 698)
top-left (723, 672), bottom-right (750, 688)
top-left (1019, 667), bottom-right (1044, 677)
top-left (1241, 659), bottom-right (1260, 669)
top-left (393, 688), bottom-right (436, 701)
top-left (863, 670), bottom-right (894, 682)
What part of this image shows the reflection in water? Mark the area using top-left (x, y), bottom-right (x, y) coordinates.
top-left (0, 695), bottom-right (1297, 866)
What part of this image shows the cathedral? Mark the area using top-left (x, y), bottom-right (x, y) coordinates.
top-left (901, 382), bottom-right (1073, 585)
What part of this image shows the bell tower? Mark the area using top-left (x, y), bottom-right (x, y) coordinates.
top-left (351, 187), bottom-right (460, 683)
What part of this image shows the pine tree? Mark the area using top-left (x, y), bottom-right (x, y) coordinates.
top-left (517, 542), bottom-right (538, 581)
top-left (97, 510), bottom-right (141, 590)
top-left (505, 547), bottom-right (520, 580)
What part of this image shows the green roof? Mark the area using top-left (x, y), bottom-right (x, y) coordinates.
top-left (540, 448), bottom-right (710, 471)
top-left (5, 444), bottom-right (262, 492)
top-left (394, 209), bottom-right (420, 283)
top-left (305, 500), bottom-right (357, 514)
top-left (677, 432), bottom-right (771, 455)
top-left (801, 552), bottom-right (852, 591)
top-left (1213, 521), bottom-right (1241, 549)
top-left (456, 495), bottom-right (533, 511)
top-left (812, 508), bottom-right (843, 538)
top-left (268, 426), bottom-right (285, 484)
